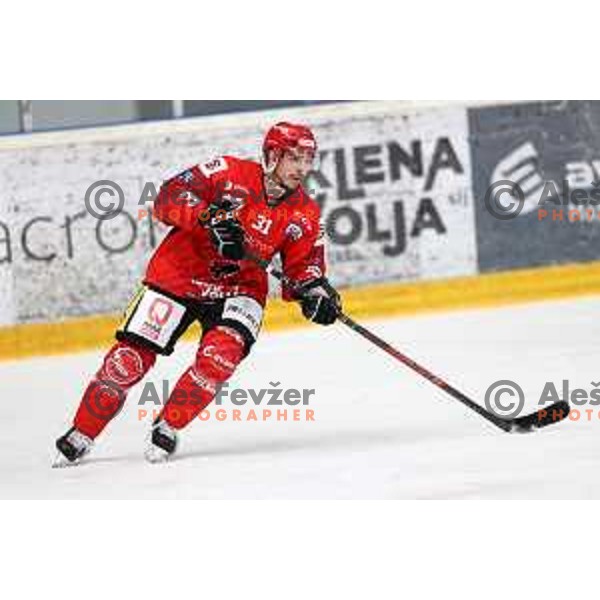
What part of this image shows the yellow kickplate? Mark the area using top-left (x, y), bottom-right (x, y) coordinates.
top-left (2, 260), bottom-right (600, 361)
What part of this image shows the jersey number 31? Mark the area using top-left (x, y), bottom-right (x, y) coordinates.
top-left (251, 214), bottom-right (273, 235)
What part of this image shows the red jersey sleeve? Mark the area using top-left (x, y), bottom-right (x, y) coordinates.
top-left (153, 156), bottom-right (232, 232)
top-left (279, 203), bottom-right (327, 301)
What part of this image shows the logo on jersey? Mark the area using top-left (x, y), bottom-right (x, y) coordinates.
top-left (190, 280), bottom-right (241, 300)
top-left (139, 298), bottom-right (174, 340)
top-left (179, 190), bottom-right (202, 207)
top-left (200, 156), bottom-right (228, 177)
top-left (177, 169), bottom-right (196, 184)
top-left (210, 263), bottom-right (241, 279)
top-left (285, 223), bottom-right (304, 241)
top-left (148, 298), bottom-right (174, 326)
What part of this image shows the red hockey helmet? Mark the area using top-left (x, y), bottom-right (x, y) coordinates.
top-left (262, 122), bottom-right (317, 163)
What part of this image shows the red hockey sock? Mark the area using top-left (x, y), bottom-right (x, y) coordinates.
top-left (74, 340), bottom-right (157, 439)
top-left (162, 326), bottom-right (245, 429)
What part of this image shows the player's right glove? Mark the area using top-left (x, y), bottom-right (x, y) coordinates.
top-left (297, 277), bottom-right (342, 326)
top-left (204, 203), bottom-right (245, 261)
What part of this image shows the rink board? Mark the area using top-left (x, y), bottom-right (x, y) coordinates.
top-left (0, 101), bottom-right (476, 327)
top-left (3, 100), bottom-right (600, 360)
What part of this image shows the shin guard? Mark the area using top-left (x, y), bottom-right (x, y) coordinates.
top-left (74, 340), bottom-right (157, 438)
top-left (162, 326), bottom-right (245, 429)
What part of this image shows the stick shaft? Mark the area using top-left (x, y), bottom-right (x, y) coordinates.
top-left (336, 313), bottom-right (510, 430)
top-left (250, 253), bottom-right (510, 431)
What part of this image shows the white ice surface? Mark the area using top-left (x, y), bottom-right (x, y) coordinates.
top-left (1, 295), bottom-right (600, 499)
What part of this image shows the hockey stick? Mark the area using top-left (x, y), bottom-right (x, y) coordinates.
top-left (249, 253), bottom-right (570, 433)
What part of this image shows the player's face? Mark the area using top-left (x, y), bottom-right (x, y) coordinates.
top-left (274, 148), bottom-right (315, 189)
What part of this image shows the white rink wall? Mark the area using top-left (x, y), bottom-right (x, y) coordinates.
top-left (0, 101), bottom-right (478, 326)
top-left (3, 99), bottom-right (600, 341)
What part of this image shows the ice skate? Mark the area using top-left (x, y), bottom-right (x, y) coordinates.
top-left (144, 419), bottom-right (178, 463)
top-left (53, 427), bottom-right (93, 467)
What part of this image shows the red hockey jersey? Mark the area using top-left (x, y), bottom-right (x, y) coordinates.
top-left (145, 155), bottom-right (326, 306)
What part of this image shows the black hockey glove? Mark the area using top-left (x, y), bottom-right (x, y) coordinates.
top-left (205, 203), bottom-right (245, 261)
top-left (298, 278), bottom-right (342, 326)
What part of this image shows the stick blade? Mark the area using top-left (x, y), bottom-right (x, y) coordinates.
top-left (510, 401), bottom-right (570, 433)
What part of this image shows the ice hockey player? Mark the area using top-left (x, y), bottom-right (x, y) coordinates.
top-left (54, 122), bottom-right (342, 465)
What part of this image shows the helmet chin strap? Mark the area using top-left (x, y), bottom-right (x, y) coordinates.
top-left (265, 175), bottom-right (291, 205)
top-left (263, 151), bottom-right (295, 204)
top-left (262, 151), bottom-right (278, 176)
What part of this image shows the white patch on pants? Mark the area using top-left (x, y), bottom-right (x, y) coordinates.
top-left (222, 296), bottom-right (263, 340)
top-left (125, 289), bottom-right (187, 350)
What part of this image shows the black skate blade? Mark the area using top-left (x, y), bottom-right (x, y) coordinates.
top-left (510, 401), bottom-right (570, 433)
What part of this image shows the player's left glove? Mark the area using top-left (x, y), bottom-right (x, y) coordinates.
top-left (205, 203), bottom-right (245, 261)
top-left (297, 278), bottom-right (342, 326)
